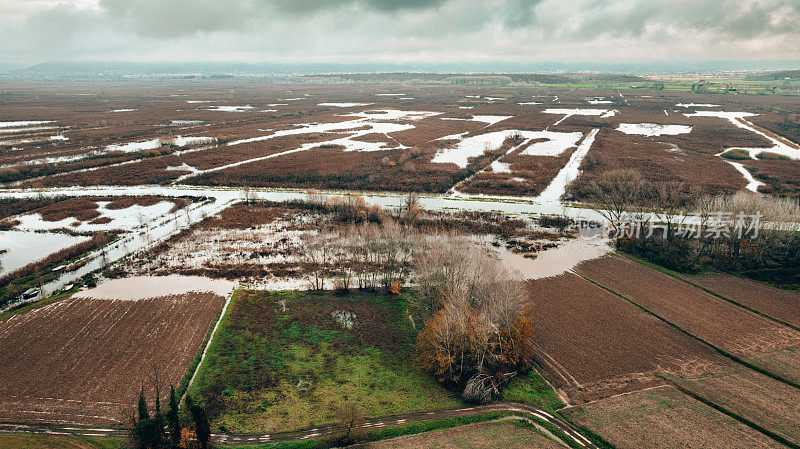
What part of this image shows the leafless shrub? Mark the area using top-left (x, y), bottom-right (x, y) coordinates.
top-left (707, 191), bottom-right (800, 224)
top-left (335, 402), bottom-right (364, 445)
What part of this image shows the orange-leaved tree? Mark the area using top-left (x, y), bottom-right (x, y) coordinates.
top-left (414, 236), bottom-right (534, 402)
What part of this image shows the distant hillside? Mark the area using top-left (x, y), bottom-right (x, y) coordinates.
top-left (10, 62), bottom-right (646, 85)
top-left (9, 61), bottom-right (656, 81)
top-left (303, 72), bottom-right (578, 85)
top-left (0, 62), bottom-right (26, 74)
top-left (303, 72), bottom-right (648, 85)
top-left (18, 61), bottom-right (326, 76)
top-left (568, 73), bottom-right (647, 83)
top-left (746, 70), bottom-right (800, 81)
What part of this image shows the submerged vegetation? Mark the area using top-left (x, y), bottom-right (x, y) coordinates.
top-left (0, 232), bottom-right (116, 308)
top-left (720, 149), bottom-right (752, 160)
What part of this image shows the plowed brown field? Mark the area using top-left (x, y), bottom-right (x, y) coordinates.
top-left (562, 385), bottom-right (786, 449)
top-left (686, 273), bottom-right (800, 384)
top-left (525, 273), bottom-right (725, 403)
top-left (0, 293), bottom-right (224, 425)
top-left (665, 366), bottom-right (800, 446)
top-left (682, 272), bottom-right (800, 329)
top-left (574, 256), bottom-right (800, 358)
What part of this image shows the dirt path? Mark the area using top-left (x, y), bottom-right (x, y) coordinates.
top-left (0, 402), bottom-right (599, 448)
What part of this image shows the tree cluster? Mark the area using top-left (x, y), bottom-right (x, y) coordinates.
top-left (300, 219), bottom-right (418, 292)
top-left (413, 236), bottom-right (534, 403)
top-left (577, 169), bottom-right (800, 285)
top-left (131, 386), bottom-right (211, 449)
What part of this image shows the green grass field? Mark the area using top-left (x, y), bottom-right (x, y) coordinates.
top-left (502, 368), bottom-right (564, 413)
top-left (190, 290), bottom-right (462, 434)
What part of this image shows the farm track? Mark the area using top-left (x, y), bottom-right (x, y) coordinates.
top-left (0, 402), bottom-right (599, 448)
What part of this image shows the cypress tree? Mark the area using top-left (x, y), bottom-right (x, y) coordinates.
top-left (190, 405), bottom-right (211, 449)
top-left (137, 387), bottom-right (149, 421)
top-left (153, 393), bottom-right (164, 447)
top-left (184, 393), bottom-right (194, 412)
top-left (166, 386), bottom-right (181, 448)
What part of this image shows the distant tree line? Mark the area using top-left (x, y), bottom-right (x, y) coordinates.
top-left (574, 169), bottom-right (800, 289)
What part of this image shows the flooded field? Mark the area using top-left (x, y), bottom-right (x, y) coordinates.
top-left (1, 80), bottom-right (798, 309)
top-left (474, 233), bottom-right (611, 280)
top-left (0, 231), bottom-right (90, 275)
top-left (77, 275), bottom-right (235, 300)
top-left (2, 0), bottom-right (799, 444)
top-left (1, 81), bottom-right (797, 197)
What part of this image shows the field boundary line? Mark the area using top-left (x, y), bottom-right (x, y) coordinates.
top-left (560, 384), bottom-right (672, 410)
top-left (670, 383), bottom-right (800, 449)
top-left (180, 288), bottom-right (238, 405)
top-left (530, 361), bottom-right (573, 408)
top-left (572, 271), bottom-right (800, 392)
top-left (616, 252), bottom-right (800, 333)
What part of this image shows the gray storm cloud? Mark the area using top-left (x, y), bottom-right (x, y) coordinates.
top-left (0, 0), bottom-right (797, 64)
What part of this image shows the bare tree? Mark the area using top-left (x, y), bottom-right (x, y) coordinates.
top-left (652, 181), bottom-right (698, 241)
top-left (397, 193), bottom-right (422, 223)
top-left (240, 186), bottom-right (256, 205)
top-left (300, 231), bottom-right (333, 290)
top-left (306, 189), bottom-right (325, 206)
top-left (376, 220), bottom-right (416, 291)
top-left (584, 169), bottom-right (646, 235)
top-left (692, 193), bottom-right (717, 264)
top-left (328, 220), bottom-right (419, 291)
top-left (335, 402), bottom-right (364, 445)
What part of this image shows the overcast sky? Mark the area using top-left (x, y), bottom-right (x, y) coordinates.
top-left (1, 0), bottom-right (798, 66)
